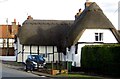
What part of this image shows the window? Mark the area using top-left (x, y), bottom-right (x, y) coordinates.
top-left (99, 33), bottom-right (103, 41)
top-left (95, 33), bottom-right (103, 41)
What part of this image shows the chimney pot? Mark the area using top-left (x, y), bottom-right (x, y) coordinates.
top-left (78, 9), bottom-right (82, 15)
top-left (27, 15), bottom-right (33, 20)
top-left (14, 19), bottom-right (16, 23)
top-left (75, 13), bottom-right (79, 19)
top-left (86, 0), bottom-right (91, 2)
top-left (12, 19), bottom-right (16, 25)
top-left (75, 8), bottom-right (82, 19)
top-left (85, 0), bottom-right (93, 8)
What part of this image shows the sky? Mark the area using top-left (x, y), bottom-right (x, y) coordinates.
top-left (0, 0), bottom-right (119, 29)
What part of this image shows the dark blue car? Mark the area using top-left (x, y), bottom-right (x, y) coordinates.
top-left (25, 55), bottom-right (45, 71)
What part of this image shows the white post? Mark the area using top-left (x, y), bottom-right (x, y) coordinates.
top-left (6, 18), bottom-right (9, 56)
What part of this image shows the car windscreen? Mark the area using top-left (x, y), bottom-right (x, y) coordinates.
top-left (32, 55), bottom-right (44, 62)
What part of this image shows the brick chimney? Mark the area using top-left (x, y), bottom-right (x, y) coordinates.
top-left (27, 15), bottom-right (33, 20)
top-left (11, 19), bottom-right (18, 38)
top-left (85, 0), bottom-right (93, 8)
top-left (12, 19), bottom-right (16, 25)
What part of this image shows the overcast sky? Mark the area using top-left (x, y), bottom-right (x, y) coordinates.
top-left (0, 0), bottom-right (119, 29)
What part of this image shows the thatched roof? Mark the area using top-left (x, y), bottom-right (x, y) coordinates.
top-left (18, 20), bottom-right (73, 47)
top-left (118, 30), bottom-right (120, 34)
top-left (18, 2), bottom-right (120, 52)
top-left (118, 30), bottom-right (120, 38)
top-left (67, 2), bottom-right (120, 45)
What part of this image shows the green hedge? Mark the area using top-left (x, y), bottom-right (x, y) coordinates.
top-left (81, 44), bottom-right (120, 76)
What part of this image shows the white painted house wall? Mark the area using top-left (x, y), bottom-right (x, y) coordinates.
top-left (65, 45), bottom-right (76, 66)
top-left (79, 29), bottom-right (118, 43)
top-left (0, 39), bottom-right (3, 47)
top-left (67, 29), bottom-right (118, 67)
top-left (16, 38), bottom-right (60, 62)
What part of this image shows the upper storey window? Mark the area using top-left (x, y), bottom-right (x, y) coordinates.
top-left (95, 33), bottom-right (103, 42)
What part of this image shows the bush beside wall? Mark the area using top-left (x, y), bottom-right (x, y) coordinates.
top-left (81, 44), bottom-right (120, 76)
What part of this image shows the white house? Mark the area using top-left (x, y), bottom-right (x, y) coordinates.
top-left (16, 1), bottom-right (120, 67)
top-left (66, 1), bottom-right (120, 67)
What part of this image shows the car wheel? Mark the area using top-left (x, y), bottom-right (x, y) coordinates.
top-left (23, 65), bottom-right (26, 70)
top-left (24, 65), bottom-right (28, 72)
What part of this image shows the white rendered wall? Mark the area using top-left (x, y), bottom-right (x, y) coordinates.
top-left (78, 29), bottom-right (118, 43)
top-left (0, 39), bottom-right (2, 47)
top-left (64, 45), bottom-right (76, 66)
top-left (17, 38), bottom-right (22, 62)
top-left (9, 39), bottom-right (14, 47)
top-left (39, 46), bottom-right (45, 53)
top-left (17, 38), bottom-right (59, 62)
top-left (0, 56), bottom-right (16, 61)
top-left (68, 29), bottom-right (118, 67)
top-left (17, 38), bottom-right (22, 54)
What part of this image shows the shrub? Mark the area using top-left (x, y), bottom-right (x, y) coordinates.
top-left (81, 44), bottom-right (120, 76)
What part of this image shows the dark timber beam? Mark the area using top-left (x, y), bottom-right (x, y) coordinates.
top-left (22, 45), bottom-right (24, 62)
top-left (53, 46), bottom-right (54, 62)
top-left (45, 46), bottom-right (47, 57)
top-left (30, 45), bottom-right (32, 55)
top-left (37, 46), bottom-right (39, 55)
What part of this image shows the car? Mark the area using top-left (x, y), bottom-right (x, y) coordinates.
top-left (24, 55), bottom-right (45, 72)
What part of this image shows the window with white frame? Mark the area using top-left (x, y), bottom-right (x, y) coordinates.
top-left (95, 33), bottom-right (103, 41)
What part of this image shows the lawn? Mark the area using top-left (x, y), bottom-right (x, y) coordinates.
top-left (53, 74), bottom-right (103, 79)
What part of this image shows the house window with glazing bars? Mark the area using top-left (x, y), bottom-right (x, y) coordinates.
top-left (95, 33), bottom-right (103, 41)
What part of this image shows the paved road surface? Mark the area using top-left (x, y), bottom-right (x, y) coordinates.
top-left (1, 64), bottom-right (53, 79)
top-left (2, 65), bottom-right (40, 77)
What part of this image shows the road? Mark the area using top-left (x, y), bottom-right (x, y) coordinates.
top-left (1, 64), bottom-right (53, 79)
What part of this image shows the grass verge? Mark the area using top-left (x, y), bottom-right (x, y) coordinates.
top-left (53, 74), bottom-right (103, 79)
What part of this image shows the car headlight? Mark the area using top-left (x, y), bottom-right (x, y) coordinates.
top-left (43, 62), bottom-right (46, 65)
top-left (32, 61), bottom-right (37, 65)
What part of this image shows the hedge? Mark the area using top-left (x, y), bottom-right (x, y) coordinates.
top-left (81, 44), bottom-right (120, 76)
